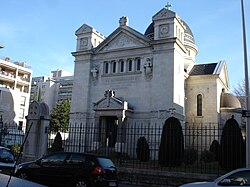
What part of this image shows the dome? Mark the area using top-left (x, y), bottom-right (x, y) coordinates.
top-left (144, 20), bottom-right (195, 44)
top-left (182, 20), bottom-right (193, 37)
top-left (182, 20), bottom-right (195, 44)
top-left (144, 22), bottom-right (154, 40)
top-left (220, 93), bottom-right (241, 109)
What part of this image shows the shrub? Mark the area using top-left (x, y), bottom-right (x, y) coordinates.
top-left (158, 117), bottom-right (184, 167)
top-left (200, 150), bottom-right (215, 163)
top-left (10, 144), bottom-right (21, 157)
top-left (209, 140), bottom-right (220, 161)
top-left (136, 137), bottom-right (150, 162)
top-left (219, 117), bottom-right (245, 170)
top-left (50, 132), bottom-right (63, 153)
top-left (183, 148), bottom-right (198, 165)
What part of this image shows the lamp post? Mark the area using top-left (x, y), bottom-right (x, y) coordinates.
top-left (240, 0), bottom-right (250, 167)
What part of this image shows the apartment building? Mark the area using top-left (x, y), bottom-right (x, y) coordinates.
top-left (0, 54), bottom-right (32, 131)
top-left (30, 69), bottom-right (73, 112)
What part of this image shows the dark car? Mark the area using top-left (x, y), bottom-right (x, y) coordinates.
top-left (15, 152), bottom-right (118, 187)
top-left (0, 146), bottom-right (15, 175)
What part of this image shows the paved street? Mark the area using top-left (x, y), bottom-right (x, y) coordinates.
top-left (120, 184), bottom-right (142, 187)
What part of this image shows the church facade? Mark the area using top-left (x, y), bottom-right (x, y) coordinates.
top-left (68, 7), bottom-right (242, 154)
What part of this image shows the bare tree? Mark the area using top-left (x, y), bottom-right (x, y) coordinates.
top-left (233, 80), bottom-right (246, 109)
top-left (233, 80), bottom-right (247, 130)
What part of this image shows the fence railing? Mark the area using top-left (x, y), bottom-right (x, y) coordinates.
top-left (47, 123), bottom-right (246, 175)
top-left (1, 123), bottom-right (245, 176)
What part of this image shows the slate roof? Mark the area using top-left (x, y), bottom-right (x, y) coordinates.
top-left (189, 63), bottom-right (218, 75)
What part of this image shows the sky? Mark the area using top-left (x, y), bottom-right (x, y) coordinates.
top-left (0, 0), bottom-right (249, 92)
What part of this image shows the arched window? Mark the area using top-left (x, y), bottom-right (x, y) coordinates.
top-left (120, 60), bottom-right (124, 72)
top-left (112, 61), bottom-right (116, 73)
top-left (104, 62), bottom-right (109, 74)
top-left (197, 94), bottom-right (202, 116)
top-left (136, 58), bottom-right (141, 71)
top-left (128, 59), bottom-right (133, 72)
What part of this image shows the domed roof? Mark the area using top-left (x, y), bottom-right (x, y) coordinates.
top-left (220, 92), bottom-right (241, 109)
top-left (144, 22), bottom-right (154, 39)
top-left (182, 20), bottom-right (193, 37)
top-left (182, 20), bottom-right (195, 44)
top-left (144, 20), bottom-right (195, 44)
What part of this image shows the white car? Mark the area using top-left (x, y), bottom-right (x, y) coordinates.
top-left (0, 173), bottom-right (46, 187)
top-left (180, 168), bottom-right (250, 187)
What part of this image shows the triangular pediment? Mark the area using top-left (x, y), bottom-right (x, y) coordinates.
top-left (75, 24), bottom-right (93, 35)
top-left (94, 96), bottom-right (126, 110)
top-left (95, 27), bottom-right (150, 53)
top-left (153, 8), bottom-right (176, 21)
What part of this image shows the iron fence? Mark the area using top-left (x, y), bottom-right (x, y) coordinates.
top-left (47, 123), bottom-right (246, 175)
top-left (0, 123), bottom-right (245, 176)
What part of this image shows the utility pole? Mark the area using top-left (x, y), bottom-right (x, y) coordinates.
top-left (241, 0), bottom-right (250, 167)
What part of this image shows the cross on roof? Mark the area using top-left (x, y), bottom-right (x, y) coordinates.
top-left (165, 2), bottom-right (172, 10)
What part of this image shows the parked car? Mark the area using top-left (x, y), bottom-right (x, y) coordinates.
top-left (0, 173), bottom-right (47, 187)
top-left (15, 152), bottom-right (118, 187)
top-left (180, 168), bottom-right (250, 186)
top-left (0, 146), bottom-right (15, 175)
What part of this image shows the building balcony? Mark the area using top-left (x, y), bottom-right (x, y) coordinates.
top-left (58, 86), bottom-right (72, 93)
top-left (0, 71), bottom-right (16, 82)
top-left (58, 93), bottom-right (72, 101)
top-left (17, 76), bottom-right (30, 86)
top-left (0, 83), bottom-right (14, 90)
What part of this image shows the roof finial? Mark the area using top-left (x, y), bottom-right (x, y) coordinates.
top-left (165, 2), bottom-right (172, 10)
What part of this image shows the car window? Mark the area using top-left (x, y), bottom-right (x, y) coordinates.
top-left (41, 153), bottom-right (67, 166)
top-left (0, 148), bottom-right (14, 163)
top-left (85, 157), bottom-right (96, 168)
top-left (97, 157), bottom-right (115, 168)
top-left (221, 171), bottom-right (250, 186)
top-left (67, 154), bottom-right (85, 164)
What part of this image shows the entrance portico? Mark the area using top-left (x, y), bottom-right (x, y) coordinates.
top-left (93, 90), bottom-right (133, 152)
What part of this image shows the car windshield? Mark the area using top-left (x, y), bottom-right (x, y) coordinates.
top-left (97, 157), bottom-right (115, 168)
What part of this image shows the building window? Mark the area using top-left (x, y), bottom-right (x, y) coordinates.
top-left (128, 59), bottom-right (133, 72)
top-left (104, 62), bottom-right (109, 74)
top-left (136, 58), bottom-right (141, 71)
top-left (18, 121), bottom-right (23, 130)
top-left (112, 61), bottom-right (116, 73)
top-left (20, 96), bottom-right (26, 106)
top-left (19, 108), bottom-right (25, 119)
top-left (197, 94), bottom-right (202, 116)
top-left (103, 57), bottom-right (142, 75)
top-left (120, 60), bottom-right (124, 73)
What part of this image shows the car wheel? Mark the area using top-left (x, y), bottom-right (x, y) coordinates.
top-left (17, 171), bottom-right (28, 179)
top-left (75, 179), bottom-right (89, 187)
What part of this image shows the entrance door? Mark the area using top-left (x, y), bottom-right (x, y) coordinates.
top-left (99, 116), bottom-right (118, 147)
top-left (106, 117), bottom-right (118, 147)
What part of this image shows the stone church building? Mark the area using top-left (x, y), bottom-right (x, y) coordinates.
top-left (68, 7), bottom-right (242, 154)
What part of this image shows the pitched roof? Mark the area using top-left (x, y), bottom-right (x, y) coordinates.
top-left (189, 63), bottom-right (217, 75)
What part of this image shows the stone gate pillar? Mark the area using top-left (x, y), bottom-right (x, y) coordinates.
top-left (22, 101), bottom-right (50, 162)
